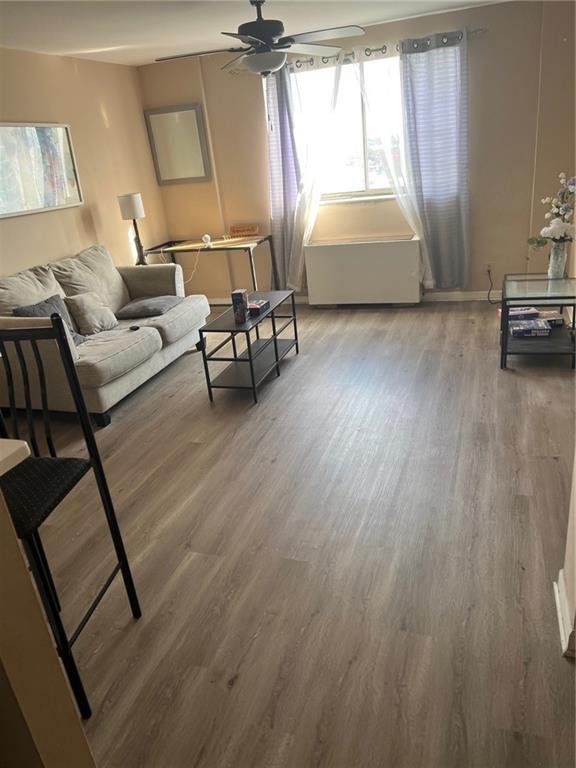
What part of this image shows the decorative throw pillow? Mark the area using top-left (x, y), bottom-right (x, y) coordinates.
top-left (13, 294), bottom-right (87, 345)
top-left (0, 265), bottom-right (65, 317)
top-left (50, 245), bottom-right (130, 313)
top-left (116, 295), bottom-right (184, 319)
top-left (65, 292), bottom-right (119, 335)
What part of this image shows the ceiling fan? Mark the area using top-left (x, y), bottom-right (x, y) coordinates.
top-left (156, 0), bottom-right (365, 76)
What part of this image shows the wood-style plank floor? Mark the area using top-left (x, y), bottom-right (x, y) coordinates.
top-left (42, 303), bottom-right (575, 768)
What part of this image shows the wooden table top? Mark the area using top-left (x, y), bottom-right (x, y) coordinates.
top-left (0, 439), bottom-right (30, 476)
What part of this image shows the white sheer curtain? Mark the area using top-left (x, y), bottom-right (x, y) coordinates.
top-left (268, 56), bottom-right (343, 291)
top-left (353, 50), bottom-right (434, 287)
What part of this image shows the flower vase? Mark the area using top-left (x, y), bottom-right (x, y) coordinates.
top-left (548, 241), bottom-right (567, 279)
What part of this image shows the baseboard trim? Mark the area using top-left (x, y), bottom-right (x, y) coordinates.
top-left (208, 291), bottom-right (500, 306)
top-left (422, 290), bottom-right (500, 302)
top-left (553, 570), bottom-right (576, 658)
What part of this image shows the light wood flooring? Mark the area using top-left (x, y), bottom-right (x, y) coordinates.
top-left (42, 302), bottom-right (575, 768)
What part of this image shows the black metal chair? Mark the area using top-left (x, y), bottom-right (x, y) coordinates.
top-left (0, 314), bottom-right (141, 719)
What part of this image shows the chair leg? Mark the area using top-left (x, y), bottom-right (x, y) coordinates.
top-left (32, 531), bottom-right (61, 612)
top-left (23, 536), bottom-right (92, 719)
top-left (91, 465), bottom-right (142, 620)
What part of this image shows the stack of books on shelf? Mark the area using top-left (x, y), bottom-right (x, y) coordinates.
top-left (498, 306), bottom-right (565, 338)
top-left (509, 319), bottom-right (551, 337)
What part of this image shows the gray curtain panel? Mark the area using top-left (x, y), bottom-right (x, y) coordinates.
top-left (401, 31), bottom-right (469, 289)
top-left (266, 68), bottom-right (301, 289)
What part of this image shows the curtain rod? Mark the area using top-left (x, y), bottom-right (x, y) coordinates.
top-left (293, 26), bottom-right (488, 68)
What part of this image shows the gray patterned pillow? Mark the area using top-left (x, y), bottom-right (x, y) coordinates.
top-left (13, 294), bottom-right (86, 345)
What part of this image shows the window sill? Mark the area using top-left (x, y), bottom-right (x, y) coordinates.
top-left (320, 193), bottom-right (396, 206)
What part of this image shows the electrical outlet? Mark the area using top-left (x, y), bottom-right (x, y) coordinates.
top-left (485, 262), bottom-right (493, 274)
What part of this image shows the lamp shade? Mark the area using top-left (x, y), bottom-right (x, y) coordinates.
top-left (118, 193), bottom-right (145, 220)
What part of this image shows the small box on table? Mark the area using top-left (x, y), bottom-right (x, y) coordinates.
top-left (231, 289), bottom-right (248, 324)
top-left (249, 299), bottom-right (270, 317)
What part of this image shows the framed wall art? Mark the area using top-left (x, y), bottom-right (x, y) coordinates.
top-left (0, 123), bottom-right (83, 218)
top-left (144, 104), bottom-right (211, 185)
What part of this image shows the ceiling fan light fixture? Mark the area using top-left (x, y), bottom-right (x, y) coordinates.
top-left (245, 50), bottom-right (287, 74)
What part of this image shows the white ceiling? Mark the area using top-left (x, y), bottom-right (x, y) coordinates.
top-left (0, 0), bottom-right (501, 66)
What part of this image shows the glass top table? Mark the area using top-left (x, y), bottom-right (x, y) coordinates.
top-left (500, 273), bottom-right (576, 369)
top-left (503, 273), bottom-right (576, 303)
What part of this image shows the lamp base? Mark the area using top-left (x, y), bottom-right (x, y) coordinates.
top-left (133, 219), bottom-right (147, 266)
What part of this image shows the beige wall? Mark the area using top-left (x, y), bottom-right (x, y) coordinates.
top-left (0, 48), bottom-right (168, 276)
top-left (139, 0), bottom-right (574, 295)
top-left (138, 56), bottom-right (271, 298)
top-left (312, 198), bottom-right (413, 243)
top-left (0, 1), bottom-right (573, 297)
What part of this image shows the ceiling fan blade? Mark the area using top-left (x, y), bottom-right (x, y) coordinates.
top-left (221, 52), bottom-right (252, 71)
top-left (222, 31), bottom-right (267, 46)
top-left (283, 43), bottom-right (342, 58)
top-left (156, 47), bottom-right (248, 62)
top-left (279, 25), bottom-right (365, 46)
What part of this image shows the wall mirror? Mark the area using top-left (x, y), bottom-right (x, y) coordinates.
top-left (144, 104), bottom-right (211, 185)
top-left (0, 123), bottom-right (83, 218)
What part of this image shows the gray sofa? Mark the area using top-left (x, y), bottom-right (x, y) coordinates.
top-left (0, 245), bottom-right (210, 425)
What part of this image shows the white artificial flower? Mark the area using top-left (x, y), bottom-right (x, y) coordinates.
top-left (541, 217), bottom-right (575, 240)
top-left (544, 212), bottom-right (552, 219)
top-left (542, 197), bottom-right (551, 204)
top-left (559, 172), bottom-right (566, 179)
top-left (569, 185), bottom-right (576, 193)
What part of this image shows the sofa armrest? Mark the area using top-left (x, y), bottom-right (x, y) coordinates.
top-left (117, 264), bottom-right (185, 300)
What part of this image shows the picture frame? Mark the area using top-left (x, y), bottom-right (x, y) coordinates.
top-left (0, 122), bottom-right (83, 219)
top-left (144, 104), bottom-right (211, 185)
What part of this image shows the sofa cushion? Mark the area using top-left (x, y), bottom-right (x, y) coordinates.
top-left (65, 292), bottom-right (119, 335)
top-left (116, 295), bottom-right (184, 319)
top-left (13, 294), bottom-right (86, 345)
top-left (75, 327), bottom-right (162, 388)
top-left (0, 265), bottom-right (65, 316)
top-left (50, 245), bottom-right (130, 313)
top-left (116, 294), bottom-right (210, 346)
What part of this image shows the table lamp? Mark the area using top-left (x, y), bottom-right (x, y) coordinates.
top-left (118, 193), bottom-right (146, 265)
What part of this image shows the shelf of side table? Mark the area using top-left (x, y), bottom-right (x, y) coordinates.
top-left (211, 338), bottom-right (297, 390)
top-left (500, 273), bottom-right (576, 370)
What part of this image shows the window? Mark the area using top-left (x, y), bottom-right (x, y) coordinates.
top-left (290, 57), bottom-right (402, 199)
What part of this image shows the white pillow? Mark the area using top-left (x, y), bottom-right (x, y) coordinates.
top-left (65, 292), bottom-right (119, 335)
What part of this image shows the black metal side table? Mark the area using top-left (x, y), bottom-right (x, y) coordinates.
top-left (500, 273), bottom-right (576, 369)
top-left (198, 290), bottom-right (299, 403)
